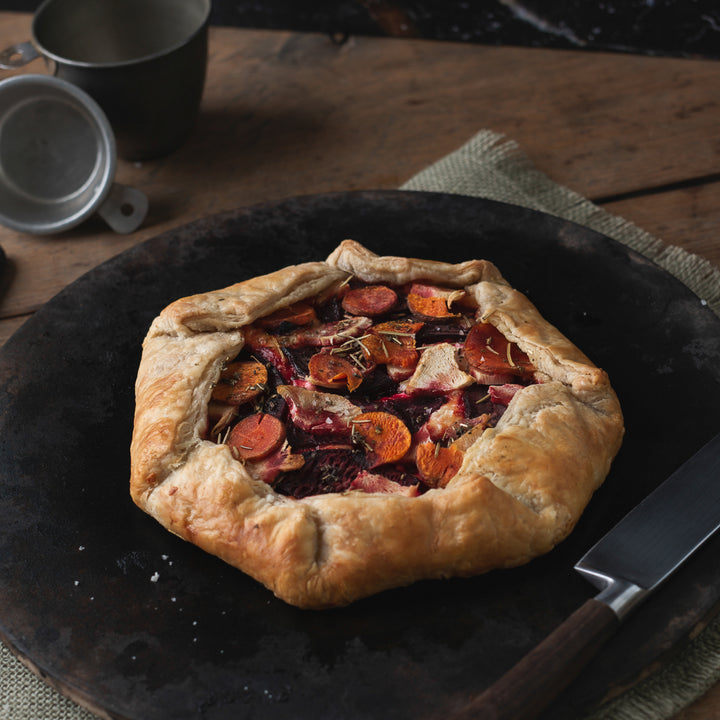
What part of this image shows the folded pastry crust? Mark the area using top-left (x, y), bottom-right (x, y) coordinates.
top-left (130, 240), bottom-right (624, 609)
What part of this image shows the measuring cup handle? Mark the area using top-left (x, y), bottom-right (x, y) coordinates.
top-left (0, 41), bottom-right (40, 69)
top-left (97, 184), bottom-right (149, 234)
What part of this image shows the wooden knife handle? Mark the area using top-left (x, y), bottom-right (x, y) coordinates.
top-left (451, 598), bottom-right (620, 720)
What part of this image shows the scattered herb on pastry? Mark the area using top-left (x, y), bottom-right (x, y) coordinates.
top-left (130, 240), bottom-right (624, 609)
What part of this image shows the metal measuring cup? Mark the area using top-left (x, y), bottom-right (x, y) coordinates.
top-left (0, 75), bottom-right (148, 235)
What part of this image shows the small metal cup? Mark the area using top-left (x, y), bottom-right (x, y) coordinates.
top-left (0, 0), bottom-right (211, 161)
top-left (0, 75), bottom-right (148, 235)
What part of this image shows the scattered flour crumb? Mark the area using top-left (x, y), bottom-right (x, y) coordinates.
top-left (150, 572), bottom-right (160, 582)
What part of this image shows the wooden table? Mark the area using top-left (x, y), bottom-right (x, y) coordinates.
top-left (0, 10), bottom-right (718, 719)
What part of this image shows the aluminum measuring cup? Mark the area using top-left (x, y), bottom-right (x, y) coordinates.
top-left (0, 0), bottom-right (211, 161)
top-left (0, 75), bottom-right (148, 235)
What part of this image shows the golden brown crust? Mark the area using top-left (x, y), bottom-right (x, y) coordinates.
top-left (130, 240), bottom-right (624, 608)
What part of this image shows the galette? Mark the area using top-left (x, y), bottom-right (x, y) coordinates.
top-left (130, 240), bottom-right (624, 608)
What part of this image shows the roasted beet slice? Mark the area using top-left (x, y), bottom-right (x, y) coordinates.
top-left (350, 366), bottom-right (399, 402)
top-left (281, 346), bottom-right (314, 377)
top-left (375, 464), bottom-right (424, 490)
top-left (417, 320), bottom-right (471, 344)
top-left (379, 392), bottom-right (445, 434)
top-left (315, 296), bottom-right (344, 323)
top-left (261, 391), bottom-right (288, 420)
top-left (273, 448), bottom-right (365, 499)
top-left (463, 385), bottom-right (492, 417)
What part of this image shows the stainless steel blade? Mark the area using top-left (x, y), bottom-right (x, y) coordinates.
top-left (575, 430), bottom-right (720, 619)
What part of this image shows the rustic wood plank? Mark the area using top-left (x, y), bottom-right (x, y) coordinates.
top-left (0, 181), bottom-right (716, 355)
top-left (1, 15), bottom-right (718, 321)
top-left (187, 26), bottom-right (720, 202)
top-left (0, 180), bottom-right (716, 324)
top-left (601, 181), bottom-right (720, 267)
top-left (1, 15), bottom-right (718, 315)
top-left (2, 14), bottom-right (718, 204)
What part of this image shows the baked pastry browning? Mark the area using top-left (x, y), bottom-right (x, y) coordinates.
top-left (130, 240), bottom-right (624, 608)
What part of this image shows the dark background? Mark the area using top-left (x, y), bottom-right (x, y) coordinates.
top-left (2, 0), bottom-right (719, 60)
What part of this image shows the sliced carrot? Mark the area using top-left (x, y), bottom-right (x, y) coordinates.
top-left (416, 442), bottom-right (464, 488)
top-left (463, 323), bottom-right (534, 378)
top-left (374, 319), bottom-right (425, 336)
top-left (227, 413), bottom-right (286, 461)
top-left (256, 301), bottom-right (317, 329)
top-left (407, 293), bottom-right (459, 319)
top-left (211, 359), bottom-right (268, 406)
top-left (308, 351), bottom-right (363, 391)
top-left (451, 414), bottom-right (490, 453)
top-left (360, 334), bottom-right (418, 368)
top-left (409, 283), bottom-right (475, 311)
top-left (342, 285), bottom-right (398, 317)
top-left (351, 411), bottom-right (411, 468)
top-left (361, 319), bottom-right (424, 368)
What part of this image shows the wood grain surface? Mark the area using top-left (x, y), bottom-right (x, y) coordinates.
top-left (0, 9), bottom-right (719, 718)
top-left (0, 13), bottom-right (719, 328)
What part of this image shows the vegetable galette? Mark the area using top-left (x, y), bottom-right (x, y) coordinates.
top-left (130, 240), bottom-right (624, 608)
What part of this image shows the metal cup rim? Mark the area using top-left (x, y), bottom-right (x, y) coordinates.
top-left (31, 0), bottom-right (212, 70)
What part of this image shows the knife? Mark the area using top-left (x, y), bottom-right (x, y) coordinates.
top-left (452, 430), bottom-right (720, 720)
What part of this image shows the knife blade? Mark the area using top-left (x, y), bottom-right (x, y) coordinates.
top-left (452, 430), bottom-right (720, 720)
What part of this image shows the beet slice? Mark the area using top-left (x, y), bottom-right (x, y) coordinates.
top-left (273, 448), bottom-right (365, 498)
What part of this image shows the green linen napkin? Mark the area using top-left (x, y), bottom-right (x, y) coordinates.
top-left (2, 128), bottom-right (720, 720)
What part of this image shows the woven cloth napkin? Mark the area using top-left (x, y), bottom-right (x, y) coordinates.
top-left (2, 128), bottom-right (720, 720)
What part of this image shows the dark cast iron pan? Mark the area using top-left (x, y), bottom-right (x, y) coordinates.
top-left (1, 190), bottom-right (719, 720)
